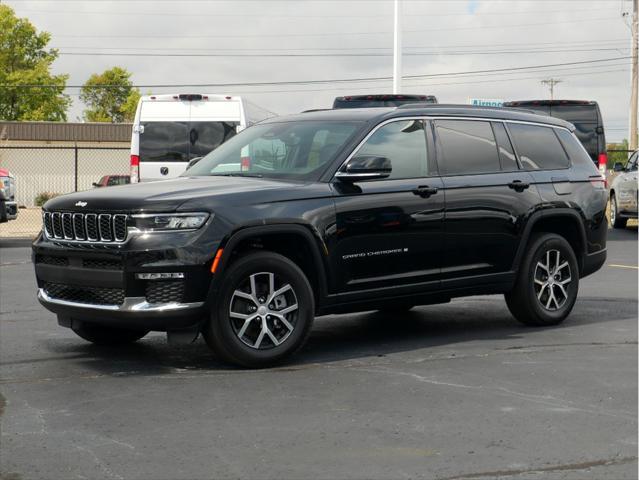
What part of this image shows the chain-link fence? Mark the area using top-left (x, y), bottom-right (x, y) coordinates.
top-left (0, 145), bottom-right (129, 238)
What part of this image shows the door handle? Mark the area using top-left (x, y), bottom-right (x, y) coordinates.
top-left (412, 186), bottom-right (438, 198)
top-left (508, 180), bottom-right (530, 192)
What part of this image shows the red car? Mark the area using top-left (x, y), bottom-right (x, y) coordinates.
top-left (92, 175), bottom-right (131, 188)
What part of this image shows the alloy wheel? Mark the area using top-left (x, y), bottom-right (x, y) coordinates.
top-left (533, 249), bottom-right (572, 311)
top-left (610, 196), bottom-right (617, 225)
top-left (229, 271), bottom-right (299, 349)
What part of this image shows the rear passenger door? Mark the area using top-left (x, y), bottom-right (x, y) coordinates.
top-left (435, 119), bottom-right (540, 284)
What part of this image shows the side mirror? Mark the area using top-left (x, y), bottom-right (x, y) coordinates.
top-left (613, 162), bottom-right (624, 172)
top-left (187, 156), bottom-right (203, 169)
top-left (335, 155), bottom-right (392, 182)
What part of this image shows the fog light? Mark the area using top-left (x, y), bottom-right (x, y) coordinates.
top-left (136, 272), bottom-right (185, 280)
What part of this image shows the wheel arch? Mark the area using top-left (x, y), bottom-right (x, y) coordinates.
top-left (209, 224), bottom-right (330, 311)
top-left (512, 209), bottom-right (588, 276)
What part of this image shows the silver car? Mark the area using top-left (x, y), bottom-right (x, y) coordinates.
top-left (610, 151), bottom-right (638, 228)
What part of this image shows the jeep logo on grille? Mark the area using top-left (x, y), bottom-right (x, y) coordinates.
top-left (160, 167), bottom-right (169, 176)
top-left (75, 201), bottom-right (87, 207)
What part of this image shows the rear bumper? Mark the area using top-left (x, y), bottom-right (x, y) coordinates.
top-left (38, 289), bottom-right (206, 330)
top-left (581, 248), bottom-right (606, 278)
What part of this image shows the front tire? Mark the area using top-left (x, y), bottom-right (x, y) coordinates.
top-left (505, 233), bottom-right (579, 327)
top-left (203, 251), bottom-right (315, 368)
top-left (610, 193), bottom-right (627, 229)
top-left (71, 322), bottom-right (149, 345)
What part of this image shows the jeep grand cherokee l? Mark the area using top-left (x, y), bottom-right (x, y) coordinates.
top-left (33, 105), bottom-right (607, 367)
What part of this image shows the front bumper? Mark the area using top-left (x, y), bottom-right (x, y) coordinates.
top-left (33, 230), bottom-right (220, 331)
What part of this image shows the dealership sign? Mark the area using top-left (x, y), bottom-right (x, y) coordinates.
top-left (468, 98), bottom-right (504, 107)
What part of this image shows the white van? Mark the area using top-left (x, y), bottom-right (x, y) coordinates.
top-left (130, 94), bottom-right (275, 182)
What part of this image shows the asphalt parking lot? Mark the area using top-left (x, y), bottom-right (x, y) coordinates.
top-left (1, 228), bottom-right (637, 480)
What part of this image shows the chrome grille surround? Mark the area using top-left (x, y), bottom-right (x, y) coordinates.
top-left (42, 211), bottom-right (129, 244)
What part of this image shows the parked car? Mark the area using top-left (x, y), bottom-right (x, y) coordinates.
top-left (92, 175), bottom-right (130, 188)
top-left (0, 168), bottom-right (18, 223)
top-left (333, 94), bottom-right (437, 109)
top-left (34, 105), bottom-right (607, 367)
top-left (503, 100), bottom-right (607, 174)
top-left (130, 94), bottom-right (275, 183)
top-left (609, 150), bottom-right (638, 228)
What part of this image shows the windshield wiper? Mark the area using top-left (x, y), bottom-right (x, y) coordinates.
top-left (209, 173), bottom-right (264, 178)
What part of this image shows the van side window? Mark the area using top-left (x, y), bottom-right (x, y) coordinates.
top-left (356, 120), bottom-right (428, 179)
top-left (508, 124), bottom-right (569, 170)
top-left (491, 122), bottom-right (519, 171)
top-left (435, 120), bottom-right (500, 175)
top-left (555, 128), bottom-right (593, 168)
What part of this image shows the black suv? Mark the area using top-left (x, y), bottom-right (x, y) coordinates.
top-left (33, 105), bottom-right (608, 367)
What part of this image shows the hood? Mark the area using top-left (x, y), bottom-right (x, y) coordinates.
top-left (43, 176), bottom-right (319, 213)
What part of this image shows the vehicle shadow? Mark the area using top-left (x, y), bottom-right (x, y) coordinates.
top-left (608, 224), bottom-right (638, 241)
top-left (41, 296), bottom-right (638, 375)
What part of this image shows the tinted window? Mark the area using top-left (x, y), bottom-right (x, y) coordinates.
top-left (508, 124), bottom-right (569, 170)
top-left (188, 121), bottom-right (361, 181)
top-left (492, 122), bottom-right (518, 171)
top-left (140, 122), bottom-right (189, 162)
top-left (140, 121), bottom-right (238, 162)
top-left (555, 129), bottom-right (594, 170)
top-left (549, 104), bottom-right (598, 123)
top-left (356, 120), bottom-right (428, 179)
top-left (189, 122), bottom-right (238, 157)
top-left (435, 120), bottom-right (500, 175)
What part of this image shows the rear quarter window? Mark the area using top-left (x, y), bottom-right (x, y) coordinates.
top-left (555, 129), bottom-right (597, 173)
top-left (507, 123), bottom-right (569, 171)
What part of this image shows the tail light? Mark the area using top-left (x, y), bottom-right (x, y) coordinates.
top-left (130, 154), bottom-right (140, 183)
top-left (598, 153), bottom-right (608, 176)
top-left (240, 156), bottom-right (250, 172)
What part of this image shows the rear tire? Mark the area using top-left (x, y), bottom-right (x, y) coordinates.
top-left (610, 193), bottom-right (627, 229)
top-left (203, 251), bottom-right (315, 368)
top-left (71, 323), bottom-right (149, 345)
top-left (0, 201), bottom-right (7, 223)
top-left (505, 233), bottom-right (579, 327)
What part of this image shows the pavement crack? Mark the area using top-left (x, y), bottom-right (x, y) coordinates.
top-left (436, 455), bottom-right (638, 479)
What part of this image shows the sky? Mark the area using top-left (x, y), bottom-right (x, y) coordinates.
top-left (5, 0), bottom-right (634, 142)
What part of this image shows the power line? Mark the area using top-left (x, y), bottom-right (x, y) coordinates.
top-left (50, 17), bottom-right (622, 39)
top-left (54, 47), bottom-right (631, 58)
top-left (0, 56), bottom-right (630, 89)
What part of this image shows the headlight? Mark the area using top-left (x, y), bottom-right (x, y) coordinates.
top-left (131, 213), bottom-right (209, 232)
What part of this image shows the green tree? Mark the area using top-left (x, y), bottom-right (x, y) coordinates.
top-left (0, 5), bottom-right (70, 121)
top-left (607, 139), bottom-right (630, 167)
top-left (80, 67), bottom-right (140, 123)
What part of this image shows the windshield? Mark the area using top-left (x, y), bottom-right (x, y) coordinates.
top-left (185, 120), bottom-right (362, 181)
top-left (139, 121), bottom-right (238, 162)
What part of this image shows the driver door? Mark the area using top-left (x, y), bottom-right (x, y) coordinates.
top-left (330, 119), bottom-right (444, 295)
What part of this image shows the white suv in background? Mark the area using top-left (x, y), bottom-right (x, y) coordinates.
top-left (610, 151), bottom-right (638, 229)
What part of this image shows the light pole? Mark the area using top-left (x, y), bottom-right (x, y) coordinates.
top-left (393, 0), bottom-right (402, 94)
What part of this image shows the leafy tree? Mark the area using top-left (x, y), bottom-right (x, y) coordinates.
top-left (0, 5), bottom-right (70, 121)
top-left (80, 67), bottom-right (140, 123)
top-left (607, 139), bottom-right (630, 167)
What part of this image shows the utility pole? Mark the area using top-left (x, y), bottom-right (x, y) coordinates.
top-left (629, 0), bottom-right (638, 151)
top-left (541, 78), bottom-right (562, 100)
top-left (393, 0), bottom-right (402, 94)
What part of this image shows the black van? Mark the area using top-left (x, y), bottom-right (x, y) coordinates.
top-left (503, 100), bottom-right (607, 172)
top-left (333, 94), bottom-right (437, 109)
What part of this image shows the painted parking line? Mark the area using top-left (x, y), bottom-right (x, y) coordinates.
top-left (608, 264), bottom-right (639, 270)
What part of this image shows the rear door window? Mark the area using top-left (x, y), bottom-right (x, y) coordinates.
top-left (507, 123), bottom-right (569, 170)
top-left (435, 120), bottom-right (501, 175)
top-left (140, 122), bottom-right (189, 162)
top-left (189, 122), bottom-right (238, 158)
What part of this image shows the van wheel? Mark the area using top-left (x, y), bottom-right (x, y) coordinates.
top-left (71, 322), bottom-right (149, 345)
top-left (610, 193), bottom-right (627, 229)
top-left (0, 201), bottom-right (7, 223)
top-left (505, 233), bottom-right (579, 327)
top-left (203, 251), bottom-right (315, 368)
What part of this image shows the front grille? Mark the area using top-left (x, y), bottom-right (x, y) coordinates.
top-left (35, 255), bottom-right (69, 266)
top-left (44, 282), bottom-right (125, 306)
top-left (145, 280), bottom-right (185, 304)
top-left (82, 258), bottom-right (123, 270)
top-left (43, 211), bottom-right (128, 243)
